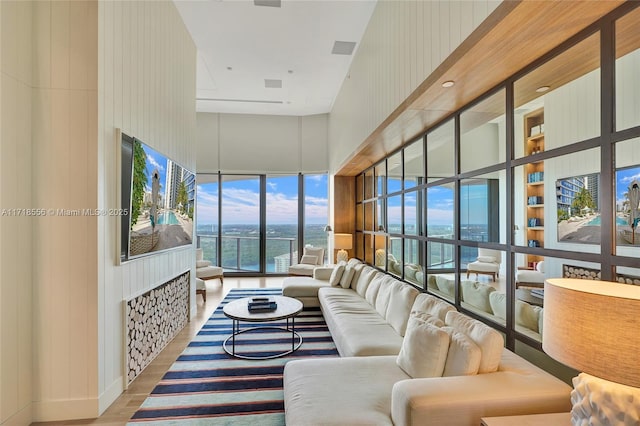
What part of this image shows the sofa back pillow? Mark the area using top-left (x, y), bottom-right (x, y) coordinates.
top-left (386, 282), bottom-right (420, 336)
top-left (328, 262), bottom-right (346, 287)
top-left (516, 300), bottom-right (542, 333)
top-left (396, 316), bottom-right (450, 378)
top-left (461, 281), bottom-right (495, 313)
top-left (303, 247), bottom-right (324, 265)
top-left (339, 265), bottom-right (356, 289)
top-left (354, 266), bottom-right (377, 296)
top-left (410, 311), bottom-right (444, 327)
top-left (349, 263), bottom-right (366, 289)
top-left (411, 293), bottom-right (456, 322)
top-left (445, 311), bottom-right (504, 374)
top-left (488, 291), bottom-right (507, 320)
top-left (441, 326), bottom-right (482, 376)
top-left (374, 276), bottom-right (396, 317)
top-left (365, 274), bottom-right (385, 306)
top-left (300, 254), bottom-right (318, 265)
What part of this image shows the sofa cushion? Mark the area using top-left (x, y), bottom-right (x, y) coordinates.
top-left (396, 316), bottom-right (449, 378)
top-left (445, 311), bottom-right (504, 374)
top-left (461, 281), bottom-right (495, 313)
top-left (339, 264), bottom-right (356, 289)
top-left (386, 282), bottom-right (420, 336)
top-left (441, 326), bottom-right (482, 377)
top-left (354, 266), bottom-right (378, 297)
top-left (410, 311), bottom-right (444, 327)
top-left (435, 275), bottom-right (456, 297)
top-left (196, 260), bottom-right (210, 268)
top-left (489, 291), bottom-right (507, 319)
top-left (303, 247), bottom-right (324, 265)
top-left (348, 261), bottom-right (366, 289)
top-left (288, 263), bottom-right (315, 276)
top-left (300, 254), bottom-right (318, 265)
top-left (329, 262), bottom-right (346, 286)
top-left (476, 255), bottom-right (495, 263)
top-left (516, 300), bottom-right (542, 333)
top-left (319, 287), bottom-right (403, 356)
top-left (365, 274), bottom-right (385, 306)
top-left (411, 293), bottom-right (456, 322)
top-left (284, 356), bottom-right (408, 426)
top-left (375, 277), bottom-right (395, 317)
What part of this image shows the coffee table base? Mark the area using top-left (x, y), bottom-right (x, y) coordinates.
top-left (223, 322), bottom-right (303, 360)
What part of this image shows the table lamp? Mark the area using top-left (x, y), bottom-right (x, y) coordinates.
top-left (333, 233), bottom-right (352, 263)
top-left (543, 278), bottom-right (640, 425)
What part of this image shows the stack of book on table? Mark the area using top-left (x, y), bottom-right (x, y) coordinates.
top-left (248, 296), bottom-right (277, 312)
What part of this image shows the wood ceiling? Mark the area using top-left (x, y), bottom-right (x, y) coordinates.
top-left (337, 0), bottom-right (631, 176)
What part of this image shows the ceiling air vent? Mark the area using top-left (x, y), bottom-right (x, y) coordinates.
top-left (331, 41), bottom-right (356, 55)
top-left (254, 0), bottom-right (281, 8)
top-left (264, 79), bottom-right (282, 89)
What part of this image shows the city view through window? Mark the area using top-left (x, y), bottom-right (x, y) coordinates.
top-left (196, 174), bottom-right (328, 273)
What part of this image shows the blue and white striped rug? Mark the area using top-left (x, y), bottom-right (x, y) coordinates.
top-left (128, 288), bottom-right (338, 425)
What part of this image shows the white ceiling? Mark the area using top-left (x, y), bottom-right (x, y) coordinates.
top-left (173, 0), bottom-right (377, 116)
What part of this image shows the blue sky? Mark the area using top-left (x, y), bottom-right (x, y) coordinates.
top-left (617, 166), bottom-right (640, 209)
top-left (140, 142), bottom-right (168, 192)
top-left (197, 174), bottom-right (328, 225)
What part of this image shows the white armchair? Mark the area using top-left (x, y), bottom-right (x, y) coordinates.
top-left (466, 248), bottom-right (502, 282)
top-left (288, 247), bottom-right (325, 276)
top-left (195, 248), bottom-right (224, 302)
top-left (516, 260), bottom-right (545, 289)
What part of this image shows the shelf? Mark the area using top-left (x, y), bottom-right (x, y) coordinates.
top-left (527, 204), bottom-right (544, 208)
top-left (528, 226), bottom-right (545, 231)
top-left (527, 133), bottom-right (544, 141)
top-left (527, 181), bottom-right (544, 186)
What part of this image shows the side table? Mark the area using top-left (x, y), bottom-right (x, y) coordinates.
top-left (481, 412), bottom-right (570, 425)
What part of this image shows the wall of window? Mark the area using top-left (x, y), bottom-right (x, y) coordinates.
top-left (196, 173), bottom-right (328, 274)
top-left (354, 3), bottom-right (640, 360)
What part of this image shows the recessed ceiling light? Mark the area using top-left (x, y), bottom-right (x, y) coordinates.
top-left (265, 79), bottom-right (282, 89)
top-left (288, 70), bottom-right (293, 74)
top-left (536, 86), bottom-right (550, 93)
top-left (442, 80), bottom-right (455, 88)
top-left (227, 66), bottom-right (232, 71)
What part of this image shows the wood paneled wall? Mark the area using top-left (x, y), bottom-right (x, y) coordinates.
top-left (333, 176), bottom-right (355, 259)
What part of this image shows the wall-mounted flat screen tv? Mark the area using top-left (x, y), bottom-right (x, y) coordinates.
top-left (556, 173), bottom-right (601, 244)
top-left (120, 132), bottom-right (194, 261)
top-left (616, 165), bottom-right (640, 246)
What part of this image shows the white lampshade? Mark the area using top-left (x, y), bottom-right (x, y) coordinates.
top-left (543, 278), bottom-right (640, 387)
top-left (334, 233), bottom-right (353, 250)
top-left (333, 233), bottom-right (352, 263)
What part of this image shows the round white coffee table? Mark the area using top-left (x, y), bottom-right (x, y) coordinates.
top-left (222, 295), bottom-right (303, 360)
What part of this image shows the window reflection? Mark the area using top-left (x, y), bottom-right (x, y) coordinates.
top-left (427, 184), bottom-right (454, 239)
top-left (615, 138), bottom-right (640, 256)
top-left (388, 152), bottom-right (402, 194)
top-left (427, 119), bottom-right (455, 181)
top-left (460, 90), bottom-right (506, 172)
top-left (460, 248), bottom-right (506, 323)
top-left (404, 139), bottom-right (423, 190)
top-left (425, 242), bottom-right (455, 303)
top-left (375, 161), bottom-right (386, 197)
top-left (404, 238), bottom-right (422, 286)
top-left (616, 7), bottom-right (640, 131)
top-left (460, 173), bottom-right (503, 244)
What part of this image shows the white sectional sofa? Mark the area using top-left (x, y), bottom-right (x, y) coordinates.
top-left (283, 259), bottom-right (572, 426)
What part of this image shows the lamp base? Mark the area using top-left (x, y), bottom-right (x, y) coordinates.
top-left (375, 249), bottom-right (385, 267)
top-left (571, 373), bottom-right (640, 425)
top-left (336, 249), bottom-right (348, 263)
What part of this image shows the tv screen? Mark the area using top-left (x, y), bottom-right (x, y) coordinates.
top-left (120, 133), bottom-right (194, 261)
top-left (556, 173), bottom-right (600, 244)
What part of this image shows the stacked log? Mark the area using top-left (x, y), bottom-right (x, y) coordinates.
top-left (126, 271), bottom-right (190, 384)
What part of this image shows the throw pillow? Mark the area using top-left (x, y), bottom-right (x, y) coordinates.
top-left (300, 255), bottom-right (318, 265)
top-left (477, 255), bottom-right (495, 263)
top-left (460, 281), bottom-right (495, 313)
top-left (445, 311), bottom-right (504, 374)
top-left (396, 317), bottom-right (450, 378)
top-left (196, 260), bottom-right (210, 268)
top-left (328, 263), bottom-right (346, 287)
top-left (441, 326), bottom-right (482, 377)
top-left (339, 264), bottom-right (356, 289)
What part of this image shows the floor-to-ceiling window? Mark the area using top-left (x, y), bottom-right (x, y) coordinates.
top-left (196, 173), bottom-right (328, 275)
top-left (354, 3), bottom-right (640, 358)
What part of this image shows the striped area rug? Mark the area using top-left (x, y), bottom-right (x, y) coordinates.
top-left (128, 288), bottom-right (338, 425)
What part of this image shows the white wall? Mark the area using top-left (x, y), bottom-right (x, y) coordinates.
top-left (196, 112), bottom-right (328, 174)
top-left (328, 0), bottom-right (501, 173)
top-left (97, 0), bottom-right (196, 417)
top-left (0, 1), bottom-right (34, 424)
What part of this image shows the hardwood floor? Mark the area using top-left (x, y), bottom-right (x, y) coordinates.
top-left (32, 276), bottom-right (285, 426)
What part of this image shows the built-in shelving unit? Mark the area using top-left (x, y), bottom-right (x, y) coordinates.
top-left (524, 108), bottom-right (545, 266)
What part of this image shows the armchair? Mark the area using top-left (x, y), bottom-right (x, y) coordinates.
top-left (515, 260), bottom-right (545, 289)
top-left (288, 247), bottom-right (325, 276)
top-left (195, 248), bottom-right (224, 302)
top-left (466, 248), bottom-right (501, 282)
